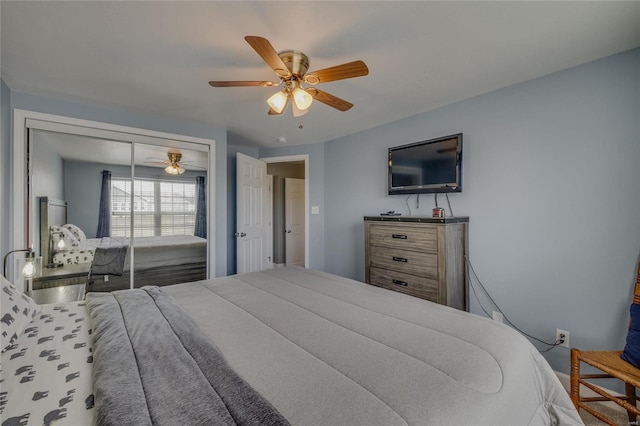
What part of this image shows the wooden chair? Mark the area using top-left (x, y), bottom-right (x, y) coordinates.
top-left (570, 262), bottom-right (640, 425)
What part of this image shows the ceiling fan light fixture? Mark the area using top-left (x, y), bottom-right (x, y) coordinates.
top-left (292, 101), bottom-right (309, 117)
top-left (292, 87), bottom-right (313, 111)
top-left (267, 91), bottom-right (288, 114)
top-left (165, 163), bottom-right (185, 175)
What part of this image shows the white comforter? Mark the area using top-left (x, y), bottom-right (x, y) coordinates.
top-left (165, 267), bottom-right (583, 425)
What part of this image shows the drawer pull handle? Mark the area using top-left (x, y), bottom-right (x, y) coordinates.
top-left (392, 256), bottom-right (408, 263)
top-left (392, 234), bottom-right (407, 239)
top-left (392, 279), bottom-right (408, 287)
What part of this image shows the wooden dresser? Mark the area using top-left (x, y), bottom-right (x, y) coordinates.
top-left (364, 216), bottom-right (469, 310)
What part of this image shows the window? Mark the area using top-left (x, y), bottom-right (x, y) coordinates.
top-left (111, 178), bottom-right (197, 237)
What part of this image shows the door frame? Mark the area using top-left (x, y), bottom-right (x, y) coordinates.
top-left (261, 154), bottom-right (309, 268)
top-left (12, 109), bottom-right (217, 289)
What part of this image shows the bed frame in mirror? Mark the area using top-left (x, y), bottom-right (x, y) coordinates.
top-left (35, 195), bottom-right (207, 291)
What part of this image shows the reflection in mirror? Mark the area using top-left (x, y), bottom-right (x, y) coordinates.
top-left (29, 131), bottom-right (210, 292)
top-left (131, 143), bottom-right (208, 287)
top-left (30, 130), bottom-right (133, 292)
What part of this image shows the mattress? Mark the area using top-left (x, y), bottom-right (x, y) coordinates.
top-left (52, 235), bottom-right (206, 269)
top-left (1, 267), bottom-right (582, 425)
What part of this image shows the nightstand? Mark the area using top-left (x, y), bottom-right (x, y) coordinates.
top-left (32, 263), bottom-right (90, 290)
top-left (25, 283), bottom-right (86, 304)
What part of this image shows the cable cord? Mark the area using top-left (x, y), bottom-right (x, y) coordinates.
top-left (406, 195), bottom-right (412, 216)
top-left (466, 255), bottom-right (561, 349)
top-left (445, 193), bottom-right (455, 217)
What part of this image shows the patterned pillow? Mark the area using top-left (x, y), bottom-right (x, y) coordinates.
top-left (1, 275), bottom-right (41, 352)
top-left (63, 223), bottom-right (87, 241)
top-left (51, 225), bottom-right (80, 249)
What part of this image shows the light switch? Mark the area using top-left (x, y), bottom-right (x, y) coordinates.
top-left (311, 206), bottom-right (320, 215)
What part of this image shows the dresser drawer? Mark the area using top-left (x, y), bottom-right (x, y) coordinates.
top-left (370, 267), bottom-right (439, 302)
top-left (370, 246), bottom-right (438, 278)
top-left (369, 224), bottom-right (437, 252)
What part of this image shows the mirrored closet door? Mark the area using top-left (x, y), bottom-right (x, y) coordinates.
top-left (130, 143), bottom-right (208, 288)
top-left (26, 123), bottom-right (211, 292)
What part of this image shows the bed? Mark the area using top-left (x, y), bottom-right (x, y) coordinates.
top-left (37, 197), bottom-right (206, 290)
top-left (1, 267), bottom-right (583, 425)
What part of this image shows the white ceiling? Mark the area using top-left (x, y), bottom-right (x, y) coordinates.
top-left (2, 1), bottom-right (639, 148)
top-left (33, 130), bottom-right (209, 170)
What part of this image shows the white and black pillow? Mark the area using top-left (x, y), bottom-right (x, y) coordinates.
top-left (53, 250), bottom-right (95, 265)
top-left (50, 226), bottom-right (80, 249)
top-left (1, 276), bottom-right (41, 352)
top-left (62, 224), bottom-right (87, 242)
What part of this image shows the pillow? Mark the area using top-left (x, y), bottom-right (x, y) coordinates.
top-left (51, 225), bottom-right (80, 249)
top-left (621, 303), bottom-right (640, 368)
top-left (62, 223), bottom-right (86, 241)
top-left (1, 276), bottom-right (41, 352)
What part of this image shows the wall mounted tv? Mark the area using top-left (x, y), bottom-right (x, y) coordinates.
top-left (388, 133), bottom-right (462, 195)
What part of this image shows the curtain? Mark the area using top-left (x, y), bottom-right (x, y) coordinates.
top-left (96, 170), bottom-right (112, 238)
top-left (194, 176), bottom-right (207, 238)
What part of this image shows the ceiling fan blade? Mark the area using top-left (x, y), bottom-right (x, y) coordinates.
top-left (305, 88), bottom-right (353, 111)
top-left (245, 36), bottom-right (291, 79)
top-left (304, 60), bottom-right (369, 85)
top-left (209, 80), bottom-right (275, 88)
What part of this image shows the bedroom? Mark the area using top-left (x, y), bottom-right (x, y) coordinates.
top-left (1, 1), bottom-right (639, 425)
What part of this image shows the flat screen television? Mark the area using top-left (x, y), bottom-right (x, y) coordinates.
top-left (388, 133), bottom-right (462, 194)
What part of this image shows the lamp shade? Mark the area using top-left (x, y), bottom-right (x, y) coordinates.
top-left (292, 101), bottom-right (309, 117)
top-left (14, 253), bottom-right (42, 291)
top-left (292, 87), bottom-right (313, 111)
top-left (165, 163), bottom-right (185, 175)
top-left (267, 91), bottom-right (288, 114)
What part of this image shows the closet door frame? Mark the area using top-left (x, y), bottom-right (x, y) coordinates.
top-left (12, 109), bottom-right (216, 291)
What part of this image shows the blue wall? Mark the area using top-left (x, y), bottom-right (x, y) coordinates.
top-left (4, 88), bottom-right (228, 276)
top-left (262, 48), bottom-right (640, 374)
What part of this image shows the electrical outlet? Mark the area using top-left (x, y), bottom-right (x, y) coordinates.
top-left (492, 311), bottom-right (504, 323)
top-left (556, 329), bottom-right (570, 348)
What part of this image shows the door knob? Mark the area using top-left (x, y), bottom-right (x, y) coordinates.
top-left (286, 230), bottom-right (292, 234)
top-left (235, 232), bottom-right (247, 237)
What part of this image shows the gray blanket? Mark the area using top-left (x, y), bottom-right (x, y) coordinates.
top-left (90, 237), bottom-right (129, 276)
top-left (86, 287), bottom-right (289, 426)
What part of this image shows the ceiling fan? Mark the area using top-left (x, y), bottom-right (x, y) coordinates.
top-left (144, 152), bottom-right (204, 175)
top-left (209, 36), bottom-right (369, 117)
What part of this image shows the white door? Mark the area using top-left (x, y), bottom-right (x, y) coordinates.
top-left (236, 153), bottom-right (268, 273)
top-left (285, 178), bottom-right (305, 267)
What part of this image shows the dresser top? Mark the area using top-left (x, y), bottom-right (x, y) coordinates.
top-left (364, 216), bottom-right (469, 224)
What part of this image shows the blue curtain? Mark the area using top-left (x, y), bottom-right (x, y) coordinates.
top-left (96, 170), bottom-right (112, 238)
top-left (194, 176), bottom-right (207, 238)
